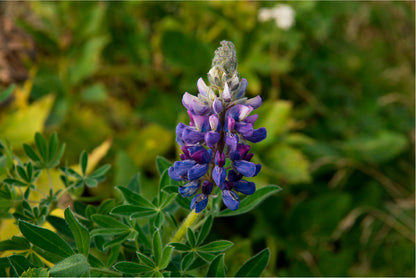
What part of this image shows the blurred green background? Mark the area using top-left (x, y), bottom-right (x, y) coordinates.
top-left (0, 1), bottom-right (414, 276)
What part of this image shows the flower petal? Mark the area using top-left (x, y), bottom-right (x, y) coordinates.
top-left (173, 160), bottom-right (197, 176)
top-left (236, 78), bottom-right (248, 99)
top-left (182, 92), bottom-right (210, 115)
top-left (244, 114), bottom-right (258, 124)
top-left (188, 146), bottom-right (211, 164)
top-left (209, 114), bottom-right (220, 131)
top-left (222, 190), bottom-right (240, 211)
top-left (246, 96), bottom-right (262, 109)
top-left (197, 77), bottom-right (208, 97)
top-left (188, 163), bottom-right (209, 180)
top-left (191, 194), bottom-right (208, 213)
top-left (213, 166), bottom-right (226, 187)
top-left (179, 180), bottom-right (201, 197)
top-left (228, 104), bottom-right (253, 121)
top-left (213, 97), bottom-right (223, 114)
top-left (234, 160), bottom-right (257, 177)
top-left (225, 133), bottom-right (238, 151)
top-left (168, 166), bottom-right (184, 181)
top-left (244, 127), bottom-right (267, 143)
top-left (233, 180), bottom-right (256, 195)
top-left (205, 131), bottom-right (220, 148)
top-left (227, 170), bottom-right (242, 182)
top-left (235, 121), bottom-right (253, 137)
top-left (223, 82), bottom-right (231, 101)
top-left (192, 115), bottom-right (210, 132)
top-left (202, 180), bottom-right (213, 195)
top-left (215, 151), bottom-right (225, 167)
top-left (182, 127), bottom-right (205, 144)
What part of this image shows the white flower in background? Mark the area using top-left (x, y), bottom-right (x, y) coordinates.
top-left (258, 4), bottom-right (295, 30)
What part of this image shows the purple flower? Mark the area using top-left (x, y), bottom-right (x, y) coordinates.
top-left (169, 40), bottom-right (267, 213)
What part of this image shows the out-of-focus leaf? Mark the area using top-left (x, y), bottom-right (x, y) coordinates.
top-left (0, 84), bottom-right (15, 103)
top-left (0, 95), bottom-right (54, 147)
top-left (80, 83), bottom-right (107, 103)
top-left (234, 248), bottom-right (270, 277)
top-left (156, 156), bottom-right (172, 175)
top-left (263, 144), bottom-right (311, 184)
top-left (0, 236), bottom-right (30, 251)
top-left (219, 185), bottom-right (282, 217)
top-left (49, 254), bottom-right (89, 277)
top-left (341, 130), bottom-right (408, 164)
top-left (68, 35), bottom-right (109, 86)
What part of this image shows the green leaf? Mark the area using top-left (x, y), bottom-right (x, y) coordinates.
top-left (158, 168), bottom-right (172, 191)
top-left (48, 132), bottom-right (58, 162)
top-left (18, 220), bottom-right (74, 259)
top-left (49, 254), bottom-right (89, 277)
top-left (90, 228), bottom-right (130, 237)
top-left (160, 192), bottom-right (177, 209)
top-left (113, 262), bottom-right (153, 274)
top-left (111, 205), bottom-right (156, 217)
top-left (91, 214), bottom-right (130, 229)
top-left (84, 177), bottom-right (98, 188)
top-left (116, 186), bottom-right (155, 208)
top-left (153, 230), bottom-right (162, 266)
top-left (186, 228), bottom-right (196, 248)
top-left (35, 133), bottom-right (48, 163)
top-left (0, 84), bottom-right (15, 103)
top-left (234, 248), bottom-right (270, 277)
top-left (156, 156), bottom-right (172, 175)
top-left (3, 178), bottom-right (27, 187)
top-left (136, 252), bottom-right (155, 268)
top-left (197, 251), bottom-right (217, 262)
top-left (126, 173), bottom-right (141, 193)
top-left (8, 255), bottom-right (33, 276)
top-left (159, 246), bottom-right (173, 269)
top-left (170, 242), bottom-right (191, 252)
top-left (207, 254), bottom-right (226, 277)
top-left (23, 144), bottom-right (41, 162)
top-left (197, 215), bottom-right (213, 246)
top-left (181, 252), bottom-right (195, 271)
top-left (64, 208), bottom-right (90, 256)
top-left (198, 240), bottom-right (233, 253)
top-left (219, 185), bottom-right (282, 217)
top-left (17, 165), bottom-right (29, 182)
top-left (103, 232), bottom-right (130, 250)
top-left (80, 151), bottom-right (88, 176)
top-left (0, 236), bottom-right (30, 251)
top-left (89, 164), bottom-right (111, 178)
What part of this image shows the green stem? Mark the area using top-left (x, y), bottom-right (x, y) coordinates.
top-left (170, 210), bottom-right (200, 243)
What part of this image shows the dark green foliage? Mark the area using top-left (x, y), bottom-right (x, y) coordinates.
top-left (0, 1), bottom-right (414, 277)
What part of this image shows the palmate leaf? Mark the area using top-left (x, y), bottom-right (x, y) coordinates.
top-left (18, 220), bottom-right (74, 259)
top-left (234, 248), bottom-right (270, 277)
top-left (219, 185), bottom-right (282, 217)
top-left (197, 215), bottom-right (213, 246)
top-left (156, 156), bottom-right (172, 175)
top-left (0, 236), bottom-right (30, 251)
top-left (7, 255), bottom-right (33, 276)
top-left (152, 230), bottom-right (162, 266)
top-left (115, 186), bottom-right (155, 208)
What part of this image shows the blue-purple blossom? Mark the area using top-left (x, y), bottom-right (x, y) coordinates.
top-left (169, 40), bottom-right (267, 213)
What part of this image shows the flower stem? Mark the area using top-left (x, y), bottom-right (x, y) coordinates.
top-left (171, 210), bottom-right (200, 243)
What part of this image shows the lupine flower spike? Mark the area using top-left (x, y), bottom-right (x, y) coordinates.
top-left (169, 41), bottom-right (267, 213)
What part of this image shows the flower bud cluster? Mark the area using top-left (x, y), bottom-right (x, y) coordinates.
top-left (169, 41), bottom-right (267, 213)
